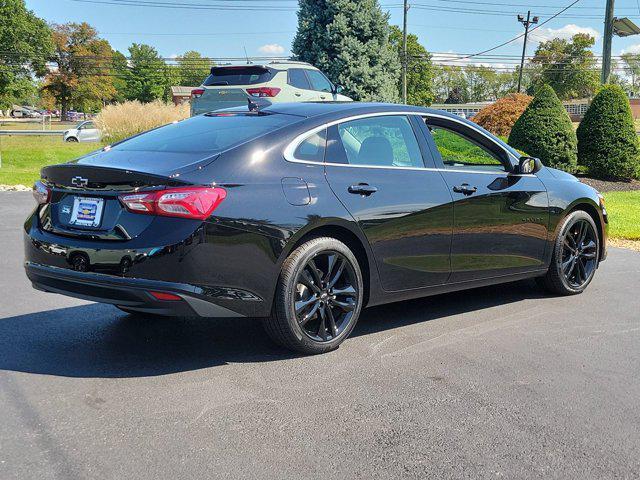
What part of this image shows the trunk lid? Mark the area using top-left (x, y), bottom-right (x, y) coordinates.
top-left (40, 164), bottom-right (193, 241)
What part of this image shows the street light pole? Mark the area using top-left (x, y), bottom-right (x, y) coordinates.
top-left (402, 0), bottom-right (409, 104)
top-left (517, 11), bottom-right (538, 93)
top-left (602, 0), bottom-right (615, 84)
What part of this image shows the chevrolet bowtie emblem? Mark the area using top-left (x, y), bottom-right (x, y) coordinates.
top-left (71, 176), bottom-right (88, 187)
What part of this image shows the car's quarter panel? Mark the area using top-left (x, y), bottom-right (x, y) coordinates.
top-left (421, 114), bottom-right (550, 283)
top-left (322, 114), bottom-right (453, 292)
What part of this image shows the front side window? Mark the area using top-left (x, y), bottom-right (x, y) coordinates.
top-left (288, 69), bottom-right (311, 90)
top-left (306, 70), bottom-right (333, 93)
top-left (427, 125), bottom-right (505, 171)
top-left (335, 116), bottom-right (424, 168)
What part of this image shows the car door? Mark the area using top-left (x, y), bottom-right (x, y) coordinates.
top-left (305, 70), bottom-right (335, 102)
top-left (421, 114), bottom-right (550, 283)
top-left (77, 122), bottom-right (97, 142)
top-left (324, 114), bottom-right (453, 291)
top-left (287, 69), bottom-right (316, 102)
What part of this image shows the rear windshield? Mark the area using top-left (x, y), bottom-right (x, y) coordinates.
top-left (203, 66), bottom-right (274, 86)
top-left (112, 113), bottom-right (299, 154)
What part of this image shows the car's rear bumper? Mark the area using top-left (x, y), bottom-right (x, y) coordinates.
top-left (25, 262), bottom-right (250, 318)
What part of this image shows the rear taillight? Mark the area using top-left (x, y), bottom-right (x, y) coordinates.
top-left (33, 181), bottom-right (51, 205)
top-left (246, 87), bottom-right (281, 98)
top-left (118, 187), bottom-right (226, 220)
top-left (191, 88), bottom-right (205, 99)
top-left (149, 291), bottom-right (182, 301)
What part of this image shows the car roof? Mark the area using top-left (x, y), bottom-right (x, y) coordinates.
top-left (262, 102), bottom-right (450, 119)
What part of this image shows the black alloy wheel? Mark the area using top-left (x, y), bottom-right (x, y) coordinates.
top-left (294, 251), bottom-right (358, 342)
top-left (561, 218), bottom-right (598, 289)
top-left (538, 210), bottom-right (600, 295)
top-left (264, 237), bottom-right (364, 354)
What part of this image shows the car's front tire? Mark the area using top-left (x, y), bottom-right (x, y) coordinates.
top-left (263, 237), bottom-right (364, 354)
top-left (537, 210), bottom-right (600, 295)
top-left (65, 137), bottom-right (78, 142)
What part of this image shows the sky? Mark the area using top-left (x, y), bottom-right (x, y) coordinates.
top-left (22, 0), bottom-right (640, 71)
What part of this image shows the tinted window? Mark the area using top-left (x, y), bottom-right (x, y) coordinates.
top-left (203, 66), bottom-right (274, 86)
top-left (336, 116), bottom-right (424, 168)
top-left (293, 129), bottom-right (326, 162)
top-left (306, 70), bottom-right (333, 92)
top-left (81, 122), bottom-right (95, 129)
top-left (288, 69), bottom-right (311, 89)
top-left (428, 126), bottom-right (504, 171)
top-left (113, 113), bottom-right (299, 154)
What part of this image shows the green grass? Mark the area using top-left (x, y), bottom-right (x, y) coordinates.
top-left (0, 136), bottom-right (99, 186)
top-left (603, 191), bottom-right (640, 240)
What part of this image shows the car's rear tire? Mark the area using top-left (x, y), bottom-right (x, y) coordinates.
top-left (263, 237), bottom-right (364, 354)
top-left (537, 210), bottom-right (600, 295)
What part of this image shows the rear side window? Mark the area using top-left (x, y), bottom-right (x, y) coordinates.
top-left (203, 66), bottom-right (274, 86)
top-left (288, 69), bottom-right (311, 89)
top-left (334, 116), bottom-right (424, 168)
top-left (113, 114), bottom-right (299, 154)
top-left (293, 129), bottom-right (326, 162)
top-left (306, 70), bottom-right (333, 92)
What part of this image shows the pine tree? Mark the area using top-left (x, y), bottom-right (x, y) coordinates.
top-left (577, 85), bottom-right (640, 180)
top-left (508, 84), bottom-right (578, 172)
top-left (292, 0), bottom-right (400, 102)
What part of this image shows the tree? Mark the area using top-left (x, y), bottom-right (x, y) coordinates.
top-left (465, 66), bottom-right (515, 102)
top-left (124, 43), bottom-right (168, 103)
top-left (433, 65), bottom-right (467, 103)
top-left (577, 85), bottom-right (640, 180)
top-left (508, 84), bottom-right (577, 172)
top-left (0, 0), bottom-right (53, 109)
top-left (111, 50), bottom-right (129, 103)
top-left (292, 0), bottom-right (400, 102)
top-left (175, 51), bottom-right (212, 87)
top-left (42, 23), bottom-right (116, 116)
top-left (472, 93), bottom-right (532, 137)
top-left (530, 34), bottom-right (600, 100)
top-left (388, 25), bottom-right (434, 106)
top-left (621, 53), bottom-right (640, 97)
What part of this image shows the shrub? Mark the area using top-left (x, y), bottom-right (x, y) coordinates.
top-left (508, 84), bottom-right (577, 172)
top-left (576, 85), bottom-right (640, 180)
top-left (95, 100), bottom-right (190, 144)
top-left (472, 93), bottom-right (532, 137)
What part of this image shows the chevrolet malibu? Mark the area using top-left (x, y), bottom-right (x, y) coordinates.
top-left (24, 103), bottom-right (607, 354)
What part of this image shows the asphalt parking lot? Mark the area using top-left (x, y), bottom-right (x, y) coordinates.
top-left (1, 191), bottom-right (639, 479)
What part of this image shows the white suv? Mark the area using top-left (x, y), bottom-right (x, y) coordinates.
top-left (190, 61), bottom-right (352, 116)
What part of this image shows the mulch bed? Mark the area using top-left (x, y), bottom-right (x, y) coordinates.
top-left (577, 176), bottom-right (640, 192)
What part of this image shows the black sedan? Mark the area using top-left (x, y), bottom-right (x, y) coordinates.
top-left (24, 102), bottom-right (608, 354)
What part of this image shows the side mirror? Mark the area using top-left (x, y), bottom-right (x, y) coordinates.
top-left (333, 84), bottom-right (344, 95)
top-left (518, 156), bottom-right (542, 174)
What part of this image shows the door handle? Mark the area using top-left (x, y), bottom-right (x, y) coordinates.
top-left (348, 184), bottom-right (378, 196)
top-left (294, 92), bottom-right (302, 97)
top-left (453, 184), bottom-right (478, 195)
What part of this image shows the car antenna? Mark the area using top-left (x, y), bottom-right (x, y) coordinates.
top-left (243, 46), bottom-right (250, 64)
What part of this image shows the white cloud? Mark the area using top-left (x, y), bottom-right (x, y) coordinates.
top-left (621, 44), bottom-right (640, 55)
top-left (529, 24), bottom-right (600, 43)
top-left (258, 43), bottom-right (285, 54)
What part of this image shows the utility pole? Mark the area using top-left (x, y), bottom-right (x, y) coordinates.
top-left (517, 11), bottom-right (538, 93)
top-left (402, 0), bottom-right (409, 104)
top-left (602, 0), bottom-right (615, 84)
